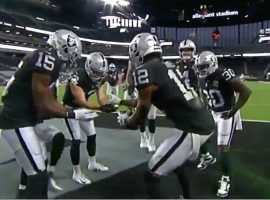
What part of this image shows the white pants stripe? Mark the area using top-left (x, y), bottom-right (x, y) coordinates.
top-left (65, 119), bottom-right (96, 140)
top-left (212, 110), bottom-right (242, 146)
top-left (2, 127), bottom-right (46, 176)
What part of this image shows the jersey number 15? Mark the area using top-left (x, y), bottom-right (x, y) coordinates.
top-left (35, 52), bottom-right (55, 71)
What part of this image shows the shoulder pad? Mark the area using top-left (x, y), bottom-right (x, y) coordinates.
top-left (221, 68), bottom-right (236, 81)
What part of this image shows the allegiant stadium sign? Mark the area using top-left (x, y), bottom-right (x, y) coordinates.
top-left (192, 10), bottom-right (239, 19)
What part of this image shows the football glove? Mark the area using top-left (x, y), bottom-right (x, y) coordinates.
top-left (100, 104), bottom-right (117, 113)
top-left (117, 111), bottom-right (130, 127)
top-left (108, 94), bottom-right (121, 105)
top-left (68, 109), bottom-right (99, 120)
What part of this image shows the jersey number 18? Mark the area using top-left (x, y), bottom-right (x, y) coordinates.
top-left (168, 69), bottom-right (197, 101)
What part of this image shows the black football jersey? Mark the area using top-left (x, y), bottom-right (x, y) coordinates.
top-left (63, 68), bottom-right (104, 108)
top-left (203, 68), bottom-right (236, 112)
top-left (0, 47), bottom-right (61, 129)
top-left (177, 60), bottom-right (199, 92)
top-left (133, 60), bottom-right (215, 135)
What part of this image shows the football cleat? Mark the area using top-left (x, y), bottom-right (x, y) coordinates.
top-left (48, 177), bottom-right (63, 191)
top-left (139, 131), bottom-right (148, 148)
top-left (197, 155), bottom-right (216, 170)
top-left (88, 162), bottom-right (109, 172)
top-left (147, 134), bottom-right (156, 152)
top-left (217, 176), bottom-right (230, 197)
top-left (72, 172), bottom-right (91, 185)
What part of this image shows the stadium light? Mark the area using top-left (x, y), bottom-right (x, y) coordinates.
top-left (243, 53), bottom-right (270, 57)
top-left (4, 22), bottom-right (12, 27)
top-left (36, 17), bottom-right (45, 21)
top-left (117, 0), bottom-right (130, 6)
top-left (0, 44), bottom-right (35, 52)
top-left (101, 0), bottom-right (130, 7)
top-left (73, 26), bottom-right (80, 30)
top-left (15, 25), bottom-right (25, 29)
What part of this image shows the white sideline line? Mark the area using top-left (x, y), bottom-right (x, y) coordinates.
top-left (0, 103), bottom-right (269, 123)
top-left (242, 119), bottom-right (270, 123)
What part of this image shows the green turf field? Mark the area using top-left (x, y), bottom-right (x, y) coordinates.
top-left (0, 81), bottom-right (269, 121)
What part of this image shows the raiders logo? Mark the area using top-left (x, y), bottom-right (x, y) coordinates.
top-left (130, 43), bottom-right (138, 55)
top-left (67, 35), bottom-right (77, 47)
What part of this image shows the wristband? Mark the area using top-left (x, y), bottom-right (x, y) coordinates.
top-left (67, 110), bottom-right (75, 118)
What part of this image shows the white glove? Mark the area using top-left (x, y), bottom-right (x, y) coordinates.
top-left (73, 109), bottom-right (99, 120)
top-left (117, 111), bottom-right (129, 126)
top-left (108, 94), bottom-right (121, 105)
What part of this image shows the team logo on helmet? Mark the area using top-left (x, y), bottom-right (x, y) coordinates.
top-left (67, 35), bottom-right (77, 47)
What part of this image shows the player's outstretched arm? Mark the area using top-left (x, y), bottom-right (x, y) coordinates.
top-left (125, 84), bottom-right (158, 129)
top-left (32, 73), bottom-right (70, 118)
top-left (33, 73), bottom-right (98, 120)
top-left (70, 83), bottom-right (100, 110)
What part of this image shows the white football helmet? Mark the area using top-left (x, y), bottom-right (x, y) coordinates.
top-left (195, 51), bottom-right (218, 78)
top-left (108, 63), bottom-right (116, 74)
top-left (47, 29), bottom-right (82, 65)
top-left (85, 52), bottom-right (108, 82)
top-left (178, 39), bottom-right (196, 62)
top-left (129, 32), bottom-right (162, 66)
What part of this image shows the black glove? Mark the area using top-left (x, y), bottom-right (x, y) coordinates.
top-left (100, 104), bottom-right (117, 113)
top-left (221, 108), bottom-right (237, 120)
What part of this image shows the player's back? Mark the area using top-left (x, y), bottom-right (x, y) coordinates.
top-left (134, 60), bottom-right (215, 134)
top-left (0, 48), bottom-right (60, 129)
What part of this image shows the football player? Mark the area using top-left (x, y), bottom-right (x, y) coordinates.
top-left (0, 29), bottom-right (95, 199)
top-left (125, 60), bottom-right (157, 153)
top-left (176, 39), bottom-right (199, 92)
top-left (17, 80), bottom-right (65, 196)
top-left (63, 52), bottom-right (116, 185)
top-left (117, 33), bottom-right (216, 198)
top-left (178, 40), bottom-right (217, 170)
top-left (106, 63), bottom-right (119, 96)
top-left (195, 51), bottom-right (251, 197)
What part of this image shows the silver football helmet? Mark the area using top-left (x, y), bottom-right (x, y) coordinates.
top-left (108, 63), bottom-right (116, 74)
top-left (129, 32), bottom-right (162, 66)
top-left (178, 39), bottom-right (196, 62)
top-left (195, 51), bottom-right (218, 78)
top-left (85, 52), bottom-right (108, 82)
top-left (47, 29), bottom-right (82, 65)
